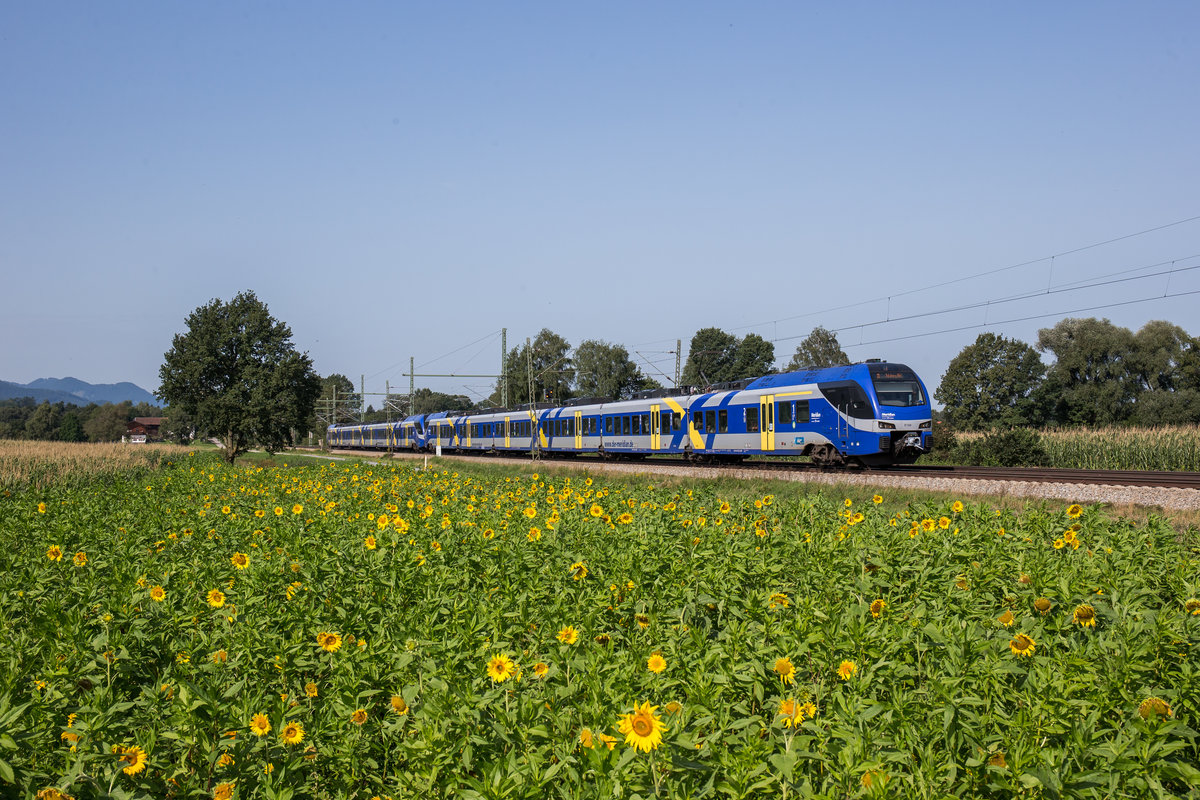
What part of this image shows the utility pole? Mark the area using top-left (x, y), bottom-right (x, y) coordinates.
top-left (360, 374), bottom-right (365, 422)
top-left (676, 339), bottom-right (682, 388)
top-left (527, 337), bottom-right (538, 460)
top-left (409, 357), bottom-right (415, 417)
top-left (501, 327), bottom-right (508, 408)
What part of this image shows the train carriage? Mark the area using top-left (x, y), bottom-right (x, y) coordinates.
top-left (327, 360), bottom-right (930, 467)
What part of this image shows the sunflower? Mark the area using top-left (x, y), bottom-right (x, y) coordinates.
top-left (837, 660), bottom-right (857, 680)
top-left (1009, 633), bottom-right (1036, 657)
top-left (647, 652), bottom-right (667, 674)
top-left (778, 698), bottom-right (803, 727)
top-left (280, 721), bottom-right (305, 745)
top-left (1067, 503), bottom-right (1083, 519)
top-left (533, 663), bottom-right (549, 679)
top-left (73, 552), bottom-right (87, 567)
top-left (391, 694), bottom-right (409, 714)
top-left (768, 592), bottom-right (790, 610)
top-left (487, 653), bottom-right (516, 683)
top-left (938, 516), bottom-right (951, 529)
top-left (872, 495), bottom-right (883, 505)
top-left (292, 504), bottom-right (303, 515)
top-left (774, 657), bottom-right (795, 685)
top-left (46, 545), bottom-right (63, 561)
top-left (870, 599), bottom-right (886, 618)
top-left (216, 752), bottom-right (234, 768)
top-left (998, 610), bottom-right (1015, 627)
top-left (618, 701), bottom-right (667, 753)
top-left (921, 518), bottom-right (937, 532)
top-left (988, 751), bottom-right (1007, 768)
top-left (230, 552), bottom-right (249, 570)
top-left (305, 682), bottom-right (318, 698)
top-left (482, 528), bottom-right (495, 539)
top-left (590, 504), bottom-right (604, 518)
top-left (527, 527), bottom-right (541, 541)
top-left (364, 535), bottom-right (377, 550)
top-left (212, 649), bottom-right (227, 664)
top-left (635, 613), bottom-right (650, 629)
top-left (1034, 597), bottom-right (1053, 615)
top-left (250, 713), bottom-right (271, 737)
top-left (317, 631), bottom-right (342, 653)
top-left (719, 501), bottom-right (731, 514)
top-left (579, 728), bottom-right (595, 749)
top-left (350, 708), bottom-right (368, 725)
top-left (557, 626), bottom-right (579, 645)
top-left (618, 512), bottom-right (633, 525)
top-left (118, 744), bottom-right (148, 775)
top-left (1138, 696), bottom-right (1173, 720)
top-left (524, 506), bottom-right (537, 519)
top-left (1073, 604), bottom-right (1097, 627)
top-left (213, 783), bottom-right (235, 800)
top-left (150, 585), bottom-right (165, 602)
top-left (38, 501), bottom-right (47, 514)
top-left (951, 501), bottom-right (964, 513)
top-left (570, 561), bottom-right (588, 581)
top-left (274, 506), bottom-right (284, 516)
top-left (207, 589), bottom-right (226, 608)
top-left (1185, 598), bottom-right (1200, 615)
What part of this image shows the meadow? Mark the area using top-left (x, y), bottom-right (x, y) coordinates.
top-left (2, 449), bottom-right (1198, 799)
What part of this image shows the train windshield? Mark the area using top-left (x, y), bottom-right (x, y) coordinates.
top-left (870, 365), bottom-right (926, 407)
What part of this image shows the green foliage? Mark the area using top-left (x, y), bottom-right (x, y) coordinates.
top-left (955, 427), bottom-right (1051, 467)
top-left (573, 340), bottom-right (655, 400)
top-left (786, 326), bottom-right (849, 371)
top-left (158, 291), bottom-right (321, 464)
top-left (682, 328), bottom-right (776, 386)
top-left (936, 332), bottom-right (1046, 431)
top-left (2, 457), bottom-right (1198, 798)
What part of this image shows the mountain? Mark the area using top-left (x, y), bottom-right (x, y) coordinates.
top-left (0, 377), bottom-right (160, 407)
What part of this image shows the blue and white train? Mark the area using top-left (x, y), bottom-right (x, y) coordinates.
top-left (326, 361), bottom-right (932, 467)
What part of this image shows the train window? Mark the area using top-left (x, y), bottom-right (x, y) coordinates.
top-left (569, 419), bottom-right (575, 436)
top-left (718, 409), bottom-right (728, 433)
top-left (618, 416), bottom-right (626, 435)
top-left (643, 414), bottom-right (650, 432)
top-left (692, 411), bottom-right (703, 431)
top-left (605, 417), bottom-right (612, 434)
top-left (821, 383), bottom-right (874, 419)
top-left (705, 410), bottom-right (716, 434)
top-left (870, 365), bottom-right (927, 407)
top-left (746, 407), bottom-right (760, 433)
top-left (777, 402), bottom-right (793, 426)
top-left (673, 413), bottom-right (681, 432)
top-left (661, 411), bottom-right (671, 434)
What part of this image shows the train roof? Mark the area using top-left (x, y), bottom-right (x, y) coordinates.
top-left (746, 362), bottom-right (918, 390)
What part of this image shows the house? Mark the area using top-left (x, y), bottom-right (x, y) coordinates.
top-left (125, 417), bottom-right (166, 443)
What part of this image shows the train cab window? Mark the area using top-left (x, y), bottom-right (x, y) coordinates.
top-left (718, 409), bottom-right (728, 433)
top-left (746, 407), bottom-right (760, 433)
top-left (777, 402), bottom-right (793, 426)
top-left (821, 383), bottom-right (874, 419)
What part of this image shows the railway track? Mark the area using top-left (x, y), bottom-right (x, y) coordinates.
top-left (318, 447), bottom-right (1200, 491)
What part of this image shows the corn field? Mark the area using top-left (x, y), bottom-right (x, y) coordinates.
top-left (0, 440), bottom-right (193, 491)
top-left (953, 425), bottom-right (1200, 471)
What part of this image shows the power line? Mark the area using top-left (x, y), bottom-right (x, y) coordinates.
top-left (835, 288), bottom-right (1200, 351)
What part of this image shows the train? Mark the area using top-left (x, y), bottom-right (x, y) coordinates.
top-left (326, 360), bottom-right (932, 467)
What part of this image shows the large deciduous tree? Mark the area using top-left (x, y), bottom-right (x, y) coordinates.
top-left (786, 326), bottom-right (849, 371)
top-left (158, 291), bottom-right (321, 464)
top-left (1036, 317), bottom-right (1138, 425)
top-left (574, 339), bottom-right (656, 400)
top-left (682, 328), bottom-right (775, 386)
top-left (935, 333), bottom-right (1046, 431)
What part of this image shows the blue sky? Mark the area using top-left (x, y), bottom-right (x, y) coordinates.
top-left (3, 2), bottom-right (1198, 406)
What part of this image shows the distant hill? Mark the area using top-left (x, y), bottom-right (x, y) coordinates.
top-left (0, 377), bottom-right (159, 407)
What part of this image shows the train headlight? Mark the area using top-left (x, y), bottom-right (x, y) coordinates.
top-left (878, 422), bottom-right (895, 430)
top-left (919, 421), bottom-right (932, 429)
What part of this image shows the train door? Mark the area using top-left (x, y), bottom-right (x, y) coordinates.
top-left (574, 411), bottom-right (583, 450)
top-left (759, 395), bottom-right (775, 452)
top-left (504, 417), bottom-right (511, 449)
top-left (650, 406), bottom-right (661, 451)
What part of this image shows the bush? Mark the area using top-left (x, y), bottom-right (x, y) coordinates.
top-left (955, 427), bottom-right (1049, 467)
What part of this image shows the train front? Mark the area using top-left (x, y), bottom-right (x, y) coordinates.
top-left (866, 362), bottom-right (932, 464)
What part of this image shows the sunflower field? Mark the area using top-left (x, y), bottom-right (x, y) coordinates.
top-left (2, 451), bottom-right (1199, 799)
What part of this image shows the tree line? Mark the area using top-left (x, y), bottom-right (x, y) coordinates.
top-left (935, 318), bottom-right (1200, 430)
top-left (0, 398), bottom-right (171, 443)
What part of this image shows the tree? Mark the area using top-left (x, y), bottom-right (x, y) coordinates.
top-left (732, 333), bottom-right (776, 380)
top-left (682, 328), bottom-right (776, 386)
top-left (573, 339), bottom-right (654, 400)
top-left (60, 411), bottom-right (86, 442)
top-left (787, 327), bottom-right (849, 370)
top-left (1037, 318), bottom-right (1138, 425)
top-left (488, 329), bottom-right (574, 407)
top-left (24, 402), bottom-right (63, 440)
top-left (158, 291), bottom-right (322, 464)
top-left (84, 402), bottom-right (131, 442)
top-left (935, 333), bottom-right (1046, 431)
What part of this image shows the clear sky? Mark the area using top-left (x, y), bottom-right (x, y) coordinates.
top-left (3, 2), bottom-right (1198, 406)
